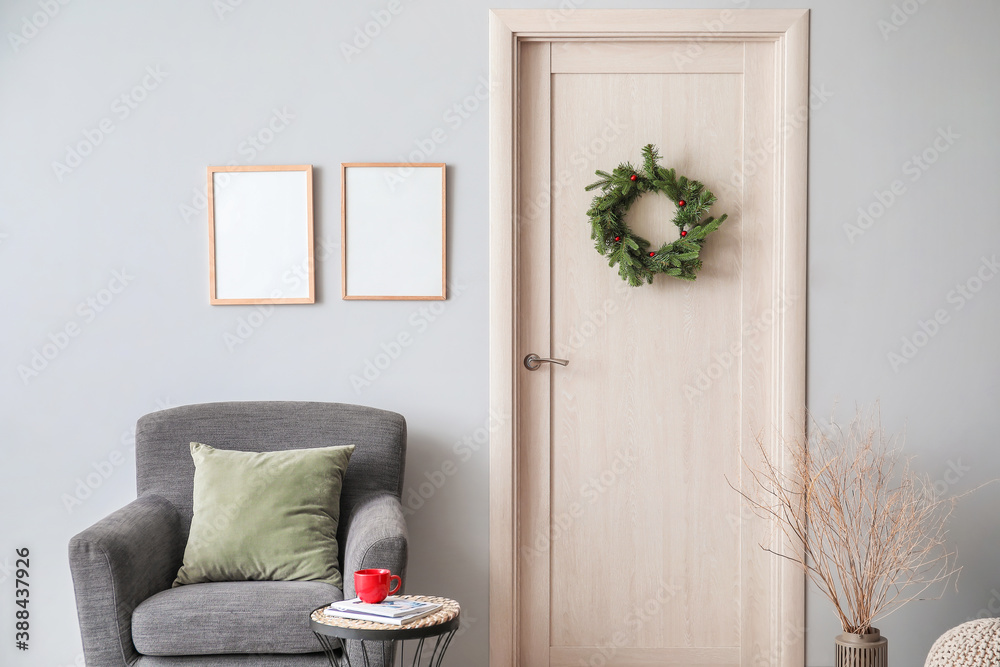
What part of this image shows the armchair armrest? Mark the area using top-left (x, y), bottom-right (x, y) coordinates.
top-left (342, 494), bottom-right (409, 599)
top-left (68, 494), bottom-right (183, 667)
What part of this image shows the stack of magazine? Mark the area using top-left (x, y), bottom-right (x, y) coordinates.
top-left (324, 597), bottom-right (442, 626)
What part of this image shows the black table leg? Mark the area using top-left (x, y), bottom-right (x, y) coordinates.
top-left (431, 630), bottom-right (457, 667)
top-left (315, 629), bottom-right (456, 667)
top-left (315, 634), bottom-right (350, 667)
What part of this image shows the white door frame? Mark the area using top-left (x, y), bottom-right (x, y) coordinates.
top-left (488, 9), bottom-right (809, 667)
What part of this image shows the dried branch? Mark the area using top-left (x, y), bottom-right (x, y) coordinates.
top-left (732, 404), bottom-right (966, 635)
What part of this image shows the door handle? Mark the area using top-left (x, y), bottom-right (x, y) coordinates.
top-left (523, 354), bottom-right (569, 371)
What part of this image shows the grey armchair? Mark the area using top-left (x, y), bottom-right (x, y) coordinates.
top-left (69, 402), bottom-right (408, 667)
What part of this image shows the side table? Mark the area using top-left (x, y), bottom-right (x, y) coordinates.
top-left (311, 595), bottom-right (460, 667)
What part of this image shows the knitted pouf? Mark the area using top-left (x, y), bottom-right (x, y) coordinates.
top-left (925, 618), bottom-right (1000, 667)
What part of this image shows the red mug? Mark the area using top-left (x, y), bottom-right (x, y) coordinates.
top-left (354, 568), bottom-right (402, 604)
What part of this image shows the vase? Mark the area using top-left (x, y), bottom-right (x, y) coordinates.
top-left (835, 628), bottom-right (888, 667)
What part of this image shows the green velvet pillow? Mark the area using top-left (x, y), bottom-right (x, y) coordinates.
top-left (173, 442), bottom-right (355, 589)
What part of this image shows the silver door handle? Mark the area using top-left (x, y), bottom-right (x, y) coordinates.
top-left (523, 354), bottom-right (569, 371)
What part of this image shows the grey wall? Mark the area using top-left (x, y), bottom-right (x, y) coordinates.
top-left (0, 1), bottom-right (997, 666)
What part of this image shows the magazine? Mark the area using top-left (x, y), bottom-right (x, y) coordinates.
top-left (327, 597), bottom-right (441, 619)
top-left (322, 607), bottom-right (439, 626)
top-left (330, 595), bottom-right (441, 617)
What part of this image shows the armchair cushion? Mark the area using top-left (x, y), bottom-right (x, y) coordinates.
top-left (135, 656), bottom-right (330, 667)
top-left (174, 443), bottom-right (354, 589)
top-left (132, 581), bottom-right (342, 655)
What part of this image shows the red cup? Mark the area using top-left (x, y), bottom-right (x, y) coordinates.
top-left (354, 568), bottom-right (401, 604)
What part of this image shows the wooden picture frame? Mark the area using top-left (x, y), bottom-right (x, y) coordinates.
top-left (208, 164), bottom-right (315, 305)
top-left (341, 163), bottom-right (446, 300)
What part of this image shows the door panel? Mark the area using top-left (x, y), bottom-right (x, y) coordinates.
top-left (516, 40), bottom-right (553, 667)
top-left (547, 69), bottom-right (744, 651)
top-left (550, 41), bottom-right (745, 74)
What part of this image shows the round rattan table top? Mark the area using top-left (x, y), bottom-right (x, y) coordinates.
top-left (311, 595), bottom-right (460, 641)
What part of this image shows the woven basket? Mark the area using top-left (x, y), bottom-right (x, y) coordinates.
top-left (835, 628), bottom-right (887, 667)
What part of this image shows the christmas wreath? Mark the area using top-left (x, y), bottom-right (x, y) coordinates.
top-left (585, 144), bottom-right (728, 285)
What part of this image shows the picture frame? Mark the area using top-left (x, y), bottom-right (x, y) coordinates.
top-left (341, 162), bottom-right (446, 300)
top-left (208, 164), bottom-right (315, 305)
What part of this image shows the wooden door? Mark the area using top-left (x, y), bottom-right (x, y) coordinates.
top-left (490, 11), bottom-right (808, 667)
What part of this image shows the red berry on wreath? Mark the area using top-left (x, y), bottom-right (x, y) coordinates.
top-left (614, 236), bottom-right (621, 242)
top-left (680, 230), bottom-right (688, 237)
top-left (630, 174), bottom-right (637, 181)
top-left (678, 199), bottom-right (686, 207)
top-left (649, 251), bottom-right (656, 257)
